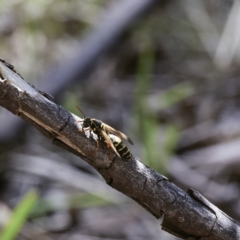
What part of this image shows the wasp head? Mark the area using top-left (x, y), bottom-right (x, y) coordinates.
top-left (83, 117), bottom-right (91, 128)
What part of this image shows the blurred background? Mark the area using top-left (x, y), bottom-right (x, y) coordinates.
top-left (0, 0), bottom-right (240, 239)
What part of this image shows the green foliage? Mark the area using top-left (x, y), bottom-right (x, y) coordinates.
top-left (0, 190), bottom-right (38, 240)
top-left (30, 192), bottom-right (114, 218)
top-left (133, 31), bottom-right (160, 170)
top-left (155, 83), bottom-right (194, 110)
top-left (133, 22), bottom-right (195, 174)
top-left (63, 90), bottom-right (81, 115)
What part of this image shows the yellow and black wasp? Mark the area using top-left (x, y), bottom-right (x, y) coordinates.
top-left (75, 106), bottom-right (133, 158)
top-left (108, 134), bottom-right (132, 160)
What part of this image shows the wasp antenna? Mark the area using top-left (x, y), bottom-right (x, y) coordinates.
top-left (76, 106), bottom-right (85, 118)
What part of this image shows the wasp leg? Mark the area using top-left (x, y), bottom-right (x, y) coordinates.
top-left (78, 127), bottom-right (90, 132)
top-left (109, 146), bottom-right (112, 160)
top-left (109, 145), bottom-right (112, 159)
top-left (91, 139), bottom-right (99, 157)
top-left (104, 140), bottom-right (113, 160)
top-left (117, 133), bottom-right (121, 139)
top-left (75, 119), bottom-right (84, 124)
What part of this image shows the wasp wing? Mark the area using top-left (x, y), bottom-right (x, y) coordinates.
top-left (101, 131), bottom-right (121, 158)
top-left (103, 123), bottom-right (134, 145)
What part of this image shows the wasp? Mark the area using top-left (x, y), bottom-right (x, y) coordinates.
top-left (75, 106), bottom-right (133, 158)
top-left (109, 134), bottom-right (132, 160)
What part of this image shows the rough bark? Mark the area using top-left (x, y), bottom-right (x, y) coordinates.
top-left (0, 61), bottom-right (239, 239)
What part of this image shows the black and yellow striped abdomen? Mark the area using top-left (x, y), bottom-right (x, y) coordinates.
top-left (109, 134), bottom-right (132, 160)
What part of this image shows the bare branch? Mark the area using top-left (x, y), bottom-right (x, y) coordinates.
top-left (0, 62), bottom-right (240, 239)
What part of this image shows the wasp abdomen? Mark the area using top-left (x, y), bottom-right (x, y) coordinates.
top-left (109, 134), bottom-right (132, 160)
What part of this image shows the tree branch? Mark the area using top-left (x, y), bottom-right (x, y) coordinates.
top-left (0, 62), bottom-right (239, 239)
